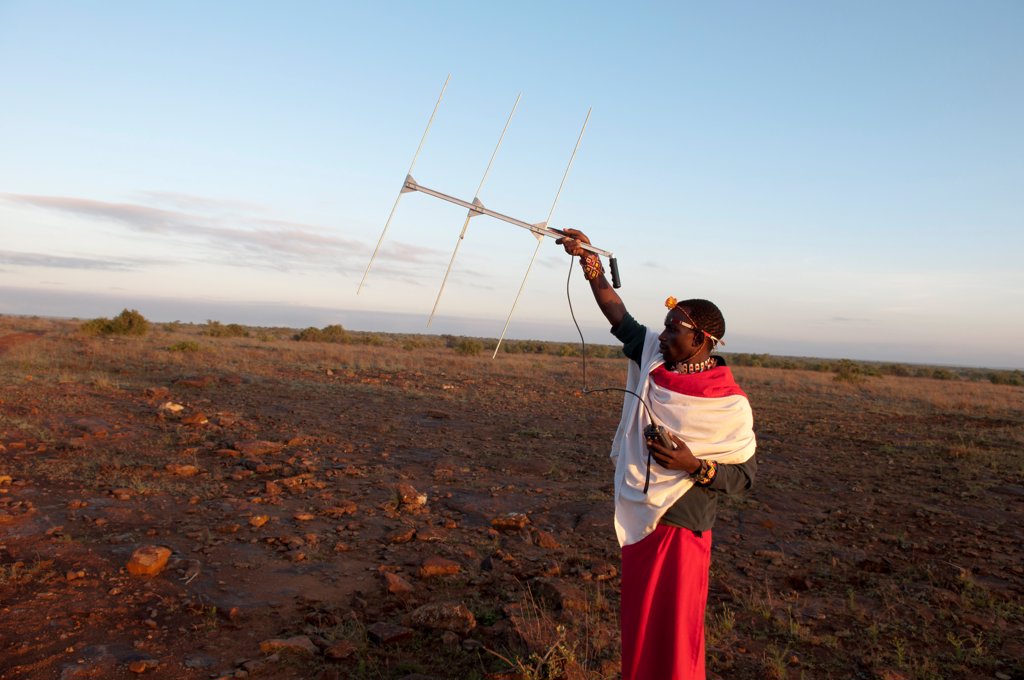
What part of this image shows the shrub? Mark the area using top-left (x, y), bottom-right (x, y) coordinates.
top-left (294, 327), bottom-right (324, 342)
top-left (80, 309), bottom-right (150, 336)
top-left (833, 359), bottom-right (866, 383)
top-left (883, 363), bottom-right (912, 377)
top-left (294, 324), bottom-right (349, 344)
top-left (990, 370), bottom-right (1023, 386)
top-left (168, 341), bottom-right (200, 352)
top-left (203, 320), bottom-right (248, 338)
top-left (454, 338), bottom-right (483, 356)
top-left (557, 344), bottom-right (579, 357)
top-left (320, 324), bottom-right (348, 343)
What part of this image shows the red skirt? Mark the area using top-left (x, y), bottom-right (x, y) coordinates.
top-left (620, 524), bottom-right (712, 680)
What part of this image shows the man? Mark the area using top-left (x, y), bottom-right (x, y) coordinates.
top-left (556, 228), bottom-right (757, 680)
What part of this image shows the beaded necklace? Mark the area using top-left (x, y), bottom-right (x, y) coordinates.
top-left (669, 355), bottom-right (717, 374)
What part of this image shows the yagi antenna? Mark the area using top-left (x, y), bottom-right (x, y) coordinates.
top-left (427, 91), bottom-right (521, 327)
top-left (358, 76), bottom-right (621, 357)
top-left (357, 73), bottom-right (450, 294)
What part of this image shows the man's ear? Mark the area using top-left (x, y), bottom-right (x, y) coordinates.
top-left (692, 331), bottom-right (706, 348)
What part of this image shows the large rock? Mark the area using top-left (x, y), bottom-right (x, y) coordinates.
top-left (126, 546), bottom-right (171, 576)
top-left (408, 602), bottom-right (476, 634)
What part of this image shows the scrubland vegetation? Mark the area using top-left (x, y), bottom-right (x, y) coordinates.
top-left (0, 311), bottom-right (1019, 679)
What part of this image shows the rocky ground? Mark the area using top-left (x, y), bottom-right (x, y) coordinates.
top-left (1, 316), bottom-right (1022, 680)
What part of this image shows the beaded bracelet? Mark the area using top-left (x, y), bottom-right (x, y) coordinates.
top-left (693, 460), bottom-right (718, 486)
top-left (580, 254), bottom-right (604, 281)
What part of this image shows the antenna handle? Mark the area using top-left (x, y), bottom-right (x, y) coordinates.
top-left (609, 257), bottom-right (621, 289)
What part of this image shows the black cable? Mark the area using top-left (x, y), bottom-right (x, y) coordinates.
top-left (564, 257), bottom-right (656, 492)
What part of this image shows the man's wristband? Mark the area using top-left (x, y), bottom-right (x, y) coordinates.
top-left (692, 460), bottom-right (718, 486)
top-left (580, 253), bottom-right (604, 281)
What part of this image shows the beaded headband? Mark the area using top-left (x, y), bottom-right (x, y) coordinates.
top-left (664, 296), bottom-right (725, 346)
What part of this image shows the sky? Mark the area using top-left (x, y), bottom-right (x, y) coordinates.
top-left (1, 1), bottom-right (1022, 368)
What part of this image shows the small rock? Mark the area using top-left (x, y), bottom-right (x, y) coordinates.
top-left (183, 653), bottom-right (217, 669)
top-left (143, 386), bottom-right (170, 401)
top-left (419, 556), bottom-right (460, 578)
top-left (127, 658), bottom-right (159, 673)
top-left (181, 412), bottom-right (209, 426)
top-left (324, 639), bottom-right (356, 660)
top-left (126, 546), bottom-right (171, 576)
top-left (324, 501), bottom-right (357, 517)
top-left (249, 515), bottom-right (270, 528)
top-left (293, 512), bottom-right (316, 521)
top-left (240, 659), bottom-right (264, 673)
top-left (396, 483), bottom-right (427, 509)
top-left (258, 635), bottom-right (317, 655)
top-left (387, 527), bottom-right (416, 544)
top-left (366, 621), bottom-right (413, 645)
top-left (534, 578), bottom-right (588, 612)
top-left (158, 402), bottom-right (184, 414)
top-left (533, 530), bottom-right (560, 549)
top-left (235, 440), bottom-right (285, 456)
top-left (165, 464), bottom-right (200, 477)
top-left (175, 375), bottom-right (213, 388)
top-left (491, 513), bottom-right (529, 532)
top-left (384, 572), bottom-right (415, 595)
top-left (408, 602), bottom-right (476, 634)
top-left (415, 526), bottom-right (445, 542)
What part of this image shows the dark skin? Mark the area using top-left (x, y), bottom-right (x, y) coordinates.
top-left (556, 228), bottom-right (705, 475)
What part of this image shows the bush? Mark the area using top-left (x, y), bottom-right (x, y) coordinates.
top-left (80, 309), bottom-right (150, 336)
top-left (833, 359), bottom-right (866, 383)
top-left (990, 370), bottom-right (1023, 386)
top-left (294, 327), bottom-right (324, 342)
top-left (557, 344), bottom-right (579, 357)
top-left (454, 338), bottom-right (483, 356)
top-left (883, 363), bottom-right (912, 377)
top-left (168, 341), bottom-right (200, 352)
top-left (294, 324), bottom-right (349, 344)
top-left (204, 320), bottom-right (248, 338)
top-left (320, 324), bottom-right (348, 343)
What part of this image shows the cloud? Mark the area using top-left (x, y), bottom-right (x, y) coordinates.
top-left (0, 192), bottom-right (442, 273)
top-left (134, 190), bottom-right (267, 214)
top-left (0, 250), bottom-right (140, 271)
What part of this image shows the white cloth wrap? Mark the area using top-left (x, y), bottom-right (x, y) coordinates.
top-left (610, 327), bottom-right (756, 547)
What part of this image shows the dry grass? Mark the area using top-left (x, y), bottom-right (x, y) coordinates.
top-left (2, 314), bottom-right (1022, 680)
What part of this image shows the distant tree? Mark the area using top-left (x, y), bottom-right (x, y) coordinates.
top-left (204, 320), bottom-right (248, 338)
top-left (80, 309), bottom-right (150, 336)
top-left (833, 359), bottom-right (866, 383)
top-left (454, 338), bottom-right (483, 356)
